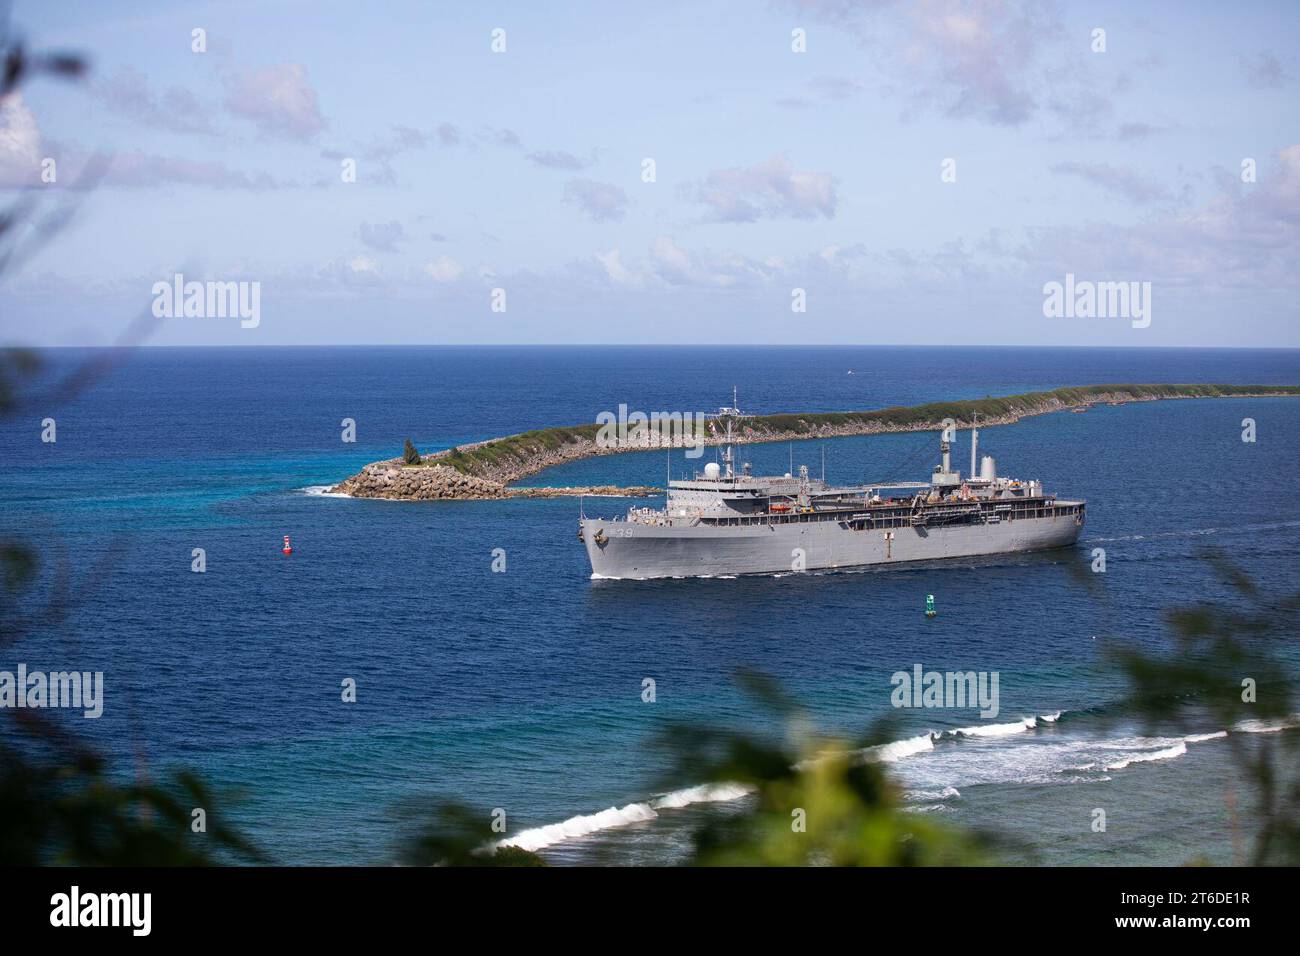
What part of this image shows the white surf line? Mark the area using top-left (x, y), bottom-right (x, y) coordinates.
top-left (496, 803), bottom-right (657, 854)
top-left (1101, 741), bottom-right (1187, 771)
top-left (1093, 716), bottom-right (1300, 773)
top-left (1067, 727), bottom-right (1242, 774)
top-left (902, 786), bottom-right (962, 802)
top-left (494, 782), bottom-right (754, 854)
top-left (300, 485), bottom-right (433, 502)
top-left (857, 732), bottom-right (938, 764)
top-left (940, 717), bottom-right (1039, 738)
top-left (649, 782), bottom-right (754, 810)
top-left (841, 710), bottom-right (1067, 767)
top-left (299, 485), bottom-right (351, 498)
top-left (1233, 714), bottom-right (1300, 734)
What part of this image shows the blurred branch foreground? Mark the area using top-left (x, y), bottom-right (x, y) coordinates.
top-left (0, 23), bottom-right (259, 866)
top-left (1112, 558), bottom-right (1299, 866)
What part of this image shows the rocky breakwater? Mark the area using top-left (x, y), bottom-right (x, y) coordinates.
top-left (329, 459), bottom-right (657, 501)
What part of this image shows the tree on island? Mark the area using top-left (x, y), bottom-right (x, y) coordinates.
top-left (403, 439), bottom-right (422, 465)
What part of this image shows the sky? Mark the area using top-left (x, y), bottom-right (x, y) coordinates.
top-left (0, 0), bottom-right (1297, 347)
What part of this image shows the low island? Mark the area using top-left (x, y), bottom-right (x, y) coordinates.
top-left (328, 383), bottom-right (1299, 501)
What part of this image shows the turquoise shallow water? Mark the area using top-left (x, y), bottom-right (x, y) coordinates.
top-left (1, 346), bottom-right (1297, 864)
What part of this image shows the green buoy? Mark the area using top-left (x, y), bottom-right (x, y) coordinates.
top-left (925, 594), bottom-right (937, 618)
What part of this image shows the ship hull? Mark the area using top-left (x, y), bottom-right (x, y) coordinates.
top-left (581, 512), bottom-right (1083, 579)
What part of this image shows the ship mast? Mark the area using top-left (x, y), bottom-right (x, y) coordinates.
top-left (970, 411), bottom-right (979, 480)
top-left (724, 416), bottom-right (733, 478)
top-left (720, 386), bottom-right (739, 479)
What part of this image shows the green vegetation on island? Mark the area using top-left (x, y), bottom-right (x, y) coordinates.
top-left (423, 383), bottom-right (1300, 483)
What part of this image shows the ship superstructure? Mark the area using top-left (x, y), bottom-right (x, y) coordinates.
top-left (578, 396), bottom-right (1085, 579)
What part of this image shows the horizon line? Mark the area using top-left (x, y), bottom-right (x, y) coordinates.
top-left (17, 343), bottom-right (1300, 352)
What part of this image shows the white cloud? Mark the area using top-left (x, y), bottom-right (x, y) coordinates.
top-left (528, 150), bottom-right (590, 170)
top-left (595, 248), bottom-right (642, 286)
top-left (648, 236), bottom-right (775, 287)
top-left (584, 238), bottom-right (782, 289)
top-left (685, 155), bottom-right (837, 223)
top-left (904, 0), bottom-right (1046, 125)
top-left (224, 64), bottom-right (326, 140)
top-left (423, 256), bottom-right (463, 282)
top-left (92, 67), bottom-right (216, 135)
top-left (1051, 161), bottom-right (1173, 204)
top-left (313, 256), bottom-right (383, 287)
top-left (1019, 145), bottom-right (1300, 290)
top-left (795, 0), bottom-right (1105, 131)
top-left (1241, 50), bottom-right (1288, 89)
top-left (101, 151), bottom-right (285, 189)
top-left (0, 94), bottom-right (44, 187)
top-left (563, 179), bottom-right (629, 222)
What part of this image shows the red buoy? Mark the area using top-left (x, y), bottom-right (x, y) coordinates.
top-left (282, 535), bottom-right (293, 555)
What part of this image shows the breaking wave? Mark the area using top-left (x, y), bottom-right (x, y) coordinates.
top-left (853, 711), bottom-right (1067, 766)
top-left (942, 717), bottom-right (1039, 738)
top-left (1066, 729), bottom-right (1235, 774)
top-left (1100, 741), bottom-right (1187, 771)
top-left (1234, 714), bottom-right (1300, 734)
top-left (859, 732), bottom-right (937, 763)
top-left (497, 802), bottom-right (658, 853)
top-left (650, 782), bottom-right (755, 810)
top-left (299, 484), bottom-right (350, 498)
top-left (903, 786), bottom-right (961, 802)
top-left (496, 781), bottom-right (754, 852)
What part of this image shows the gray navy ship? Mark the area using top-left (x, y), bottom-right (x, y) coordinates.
top-left (579, 397), bottom-right (1085, 579)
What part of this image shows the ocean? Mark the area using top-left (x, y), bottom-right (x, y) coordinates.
top-left (2, 345), bottom-right (1298, 865)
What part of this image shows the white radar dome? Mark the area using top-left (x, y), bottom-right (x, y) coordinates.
top-left (703, 462), bottom-right (722, 479)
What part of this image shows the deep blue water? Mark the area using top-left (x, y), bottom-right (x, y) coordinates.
top-left (2, 346), bottom-right (1298, 864)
